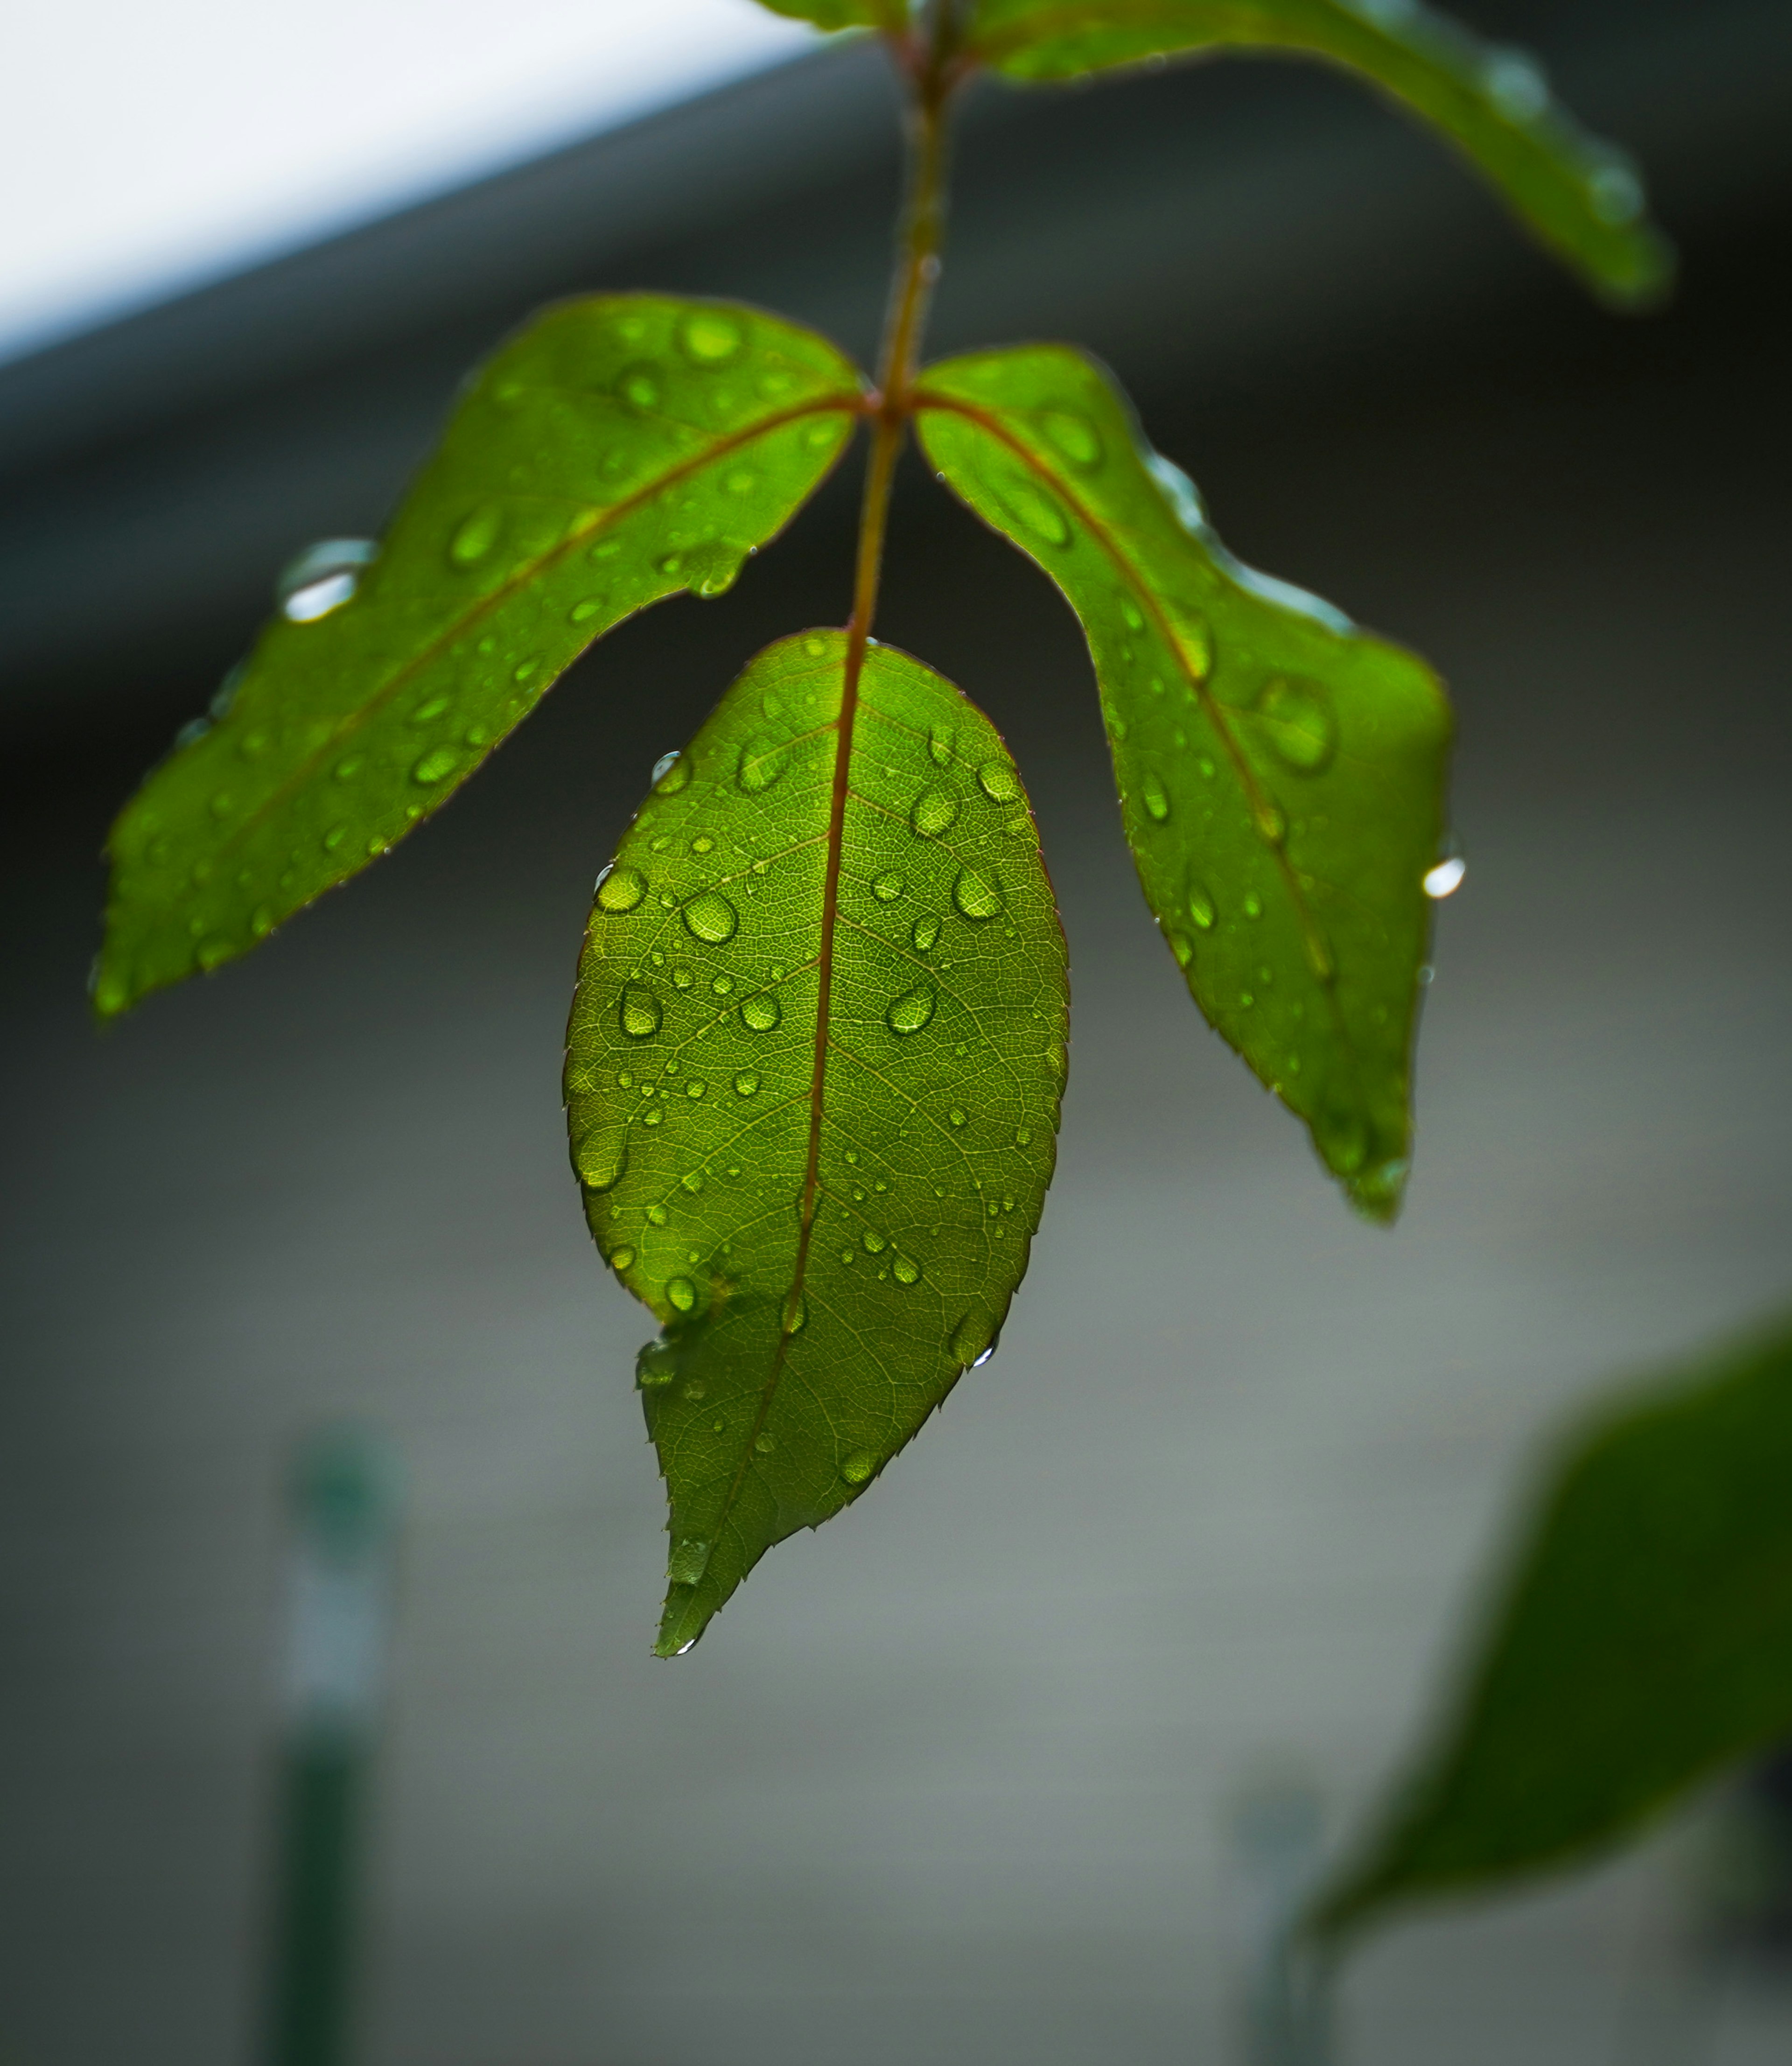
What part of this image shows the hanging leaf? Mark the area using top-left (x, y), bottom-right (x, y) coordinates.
top-left (1313, 1313), bottom-right (1792, 1941)
top-left (963, 0), bottom-right (1671, 304)
top-left (749, 0), bottom-right (903, 27)
top-left (564, 630), bottom-right (1069, 1653)
top-left (94, 296), bottom-right (865, 1019)
top-left (917, 345), bottom-right (1448, 1219)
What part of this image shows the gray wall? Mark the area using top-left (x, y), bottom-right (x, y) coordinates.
top-left (4, 5), bottom-right (1791, 2062)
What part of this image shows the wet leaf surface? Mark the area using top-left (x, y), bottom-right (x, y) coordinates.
top-left (917, 344), bottom-right (1449, 1218)
top-left (564, 630), bottom-right (1069, 1653)
top-left (96, 296), bottom-right (863, 1017)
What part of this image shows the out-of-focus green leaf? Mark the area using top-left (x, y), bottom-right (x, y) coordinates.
top-left (95, 296), bottom-right (864, 1019)
top-left (916, 345), bottom-right (1448, 1219)
top-left (748, 0), bottom-right (903, 30)
top-left (1314, 1313), bottom-right (1792, 1940)
top-left (963, 0), bottom-right (1671, 305)
top-left (564, 630), bottom-right (1068, 1653)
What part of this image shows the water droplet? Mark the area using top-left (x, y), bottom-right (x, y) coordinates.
top-left (740, 992), bottom-right (781, 1032)
top-left (737, 737), bottom-right (789, 794)
top-left (681, 1170), bottom-right (705, 1194)
top-left (976, 758), bottom-right (1022, 805)
top-left (652, 750), bottom-right (690, 792)
top-left (754, 1431), bottom-right (777, 1457)
top-left (574, 1122), bottom-right (629, 1191)
top-left (1255, 801), bottom-right (1287, 842)
top-left (872, 870), bottom-right (905, 902)
top-left (322, 823), bottom-right (350, 852)
top-left (686, 1079), bottom-right (707, 1100)
top-left (734, 1071), bottom-right (761, 1097)
top-left (892, 1254), bottom-right (920, 1286)
top-left (412, 746), bottom-right (458, 785)
top-left (1040, 409), bottom-right (1103, 469)
top-left (910, 914), bottom-right (941, 952)
top-left (606, 1245), bottom-right (637, 1276)
top-left (948, 1106), bottom-right (967, 1128)
top-left (569, 597), bottom-right (606, 623)
top-left (782, 1290), bottom-right (807, 1335)
top-left (513, 658), bottom-right (539, 685)
top-left (647, 1203), bottom-right (670, 1226)
top-left (999, 476), bottom-right (1071, 546)
top-left (1168, 930), bottom-right (1193, 967)
top-left (196, 936), bottom-right (233, 972)
top-left (910, 786), bottom-right (960, 838)
top-left (1423, 855), bottom-right (1466, 899)
top-left (665, 1276), bottom-right (698, 1316)
top-left (620, 983), bottom-right (663, 1038)
top-left (672, 965), bottom-right (695, 991)
top-left (1484, 47), bottom-right (1550, 122)
top-left (637, 1340), bottom-right (678, 1387)
top-left (840, 1451), bottom-right (878, 1486)
top-left (1120, 599), bottom-right (1144, 633)
top-left (449, 506), bottom-right (503, 566)
top-left (1255, 677), bottom-right (1337, 774)
top-left (1243, 892), bottom-right (1263, 919)
top-left (667, 1537), bottom-right (709, 1584)
top-left (682, 890), bottom-right (739, 944)
top-left (618, 366), bottom-right (661, 412)
top-left (951, 1311), bottom-right (995, 1366)
top-left (861, 1228), bottom-right (887, 1254)
top-left (886, 981), bottom-right (937, 1036)
top-left (278, 538), bottom-right (376, 619)
top-left (1588, 160), bottom-right (1644, 225)
top-left (1318, 1109), bottom-right (1369, 1176)
top-left (597, 865), bottom-right (646, 914)
top-left (679, 309), bottom-right (744, 362)
top-left (1141, 772), bottom-right (1171, 822)
top-left (952, 867), bottom-right (1002, 922)
top-left (1183, 880), bottom-right (1217, 931)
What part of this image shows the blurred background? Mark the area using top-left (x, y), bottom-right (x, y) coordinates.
top-left (3, 0), bottom-right (1791, 2060)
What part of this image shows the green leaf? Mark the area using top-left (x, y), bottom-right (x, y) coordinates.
top-left (94, 296), bottom-right (864, 1019)
top-left (564, 629), bottom-right (1069, 1653)
top-left (916, 345), bottom-right (1449, 1219)
top-left (748, 0), bottom-right (903, 30)
top-left (1313, 1313), bottom-right (1792, 1941)
top-left (963, 0), bottom-right (1672, 305)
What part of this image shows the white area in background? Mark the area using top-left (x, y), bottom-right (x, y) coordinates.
top-left (0, 0), bottom-right (817, 365)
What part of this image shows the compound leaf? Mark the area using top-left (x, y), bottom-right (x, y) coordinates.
top-left (564, 630), bottom-right (1068, 1653)
top-left (1314, 1312), bottom-right (1792, 1941)
top-left (964, 0), bottom-right (1671, 304)
top-left (95, 296), bottom-right (864, 1019)
top-left (917, 345), bottom-right (1449, 1219)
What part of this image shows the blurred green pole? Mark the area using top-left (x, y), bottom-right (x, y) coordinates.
top-left (262, 1429), bottom-right (400, 2066)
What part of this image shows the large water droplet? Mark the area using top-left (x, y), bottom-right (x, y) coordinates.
top-left (892, 1254), bottom-right (920, 1286)
top-left (998, 476), bottom-right (1071, 546)
top-left (278, 538), bottom-right (376, 620)
top-left (886, 981), bottom-right (937, 1036)
top-left (1423, 855), bottom-right (1466, 899)
top-left (449, 506), bottom-right (503, 567)
top-left (680, 312), bottom-right (743, 363)
top-left (597, 866), bottom-right (647, 914)
top-left (910, 786), bottom-right (960, 838)
top-left (685, 540), bottom-right (748, 598)
top-left (1255, 677), bottom-right (1337, 774)
top-left (952, 867), bottom-right (1002, 922)
top-left (1187, 880), bottom-right (1217, 930)
top-left (951, 1310), bottom-right (995, 1366)
top-left (1141, 771), bottom-right (1171, 822)
top-left (665, 1276), bottom-right (698, 1315)
top-left (740, 992), bottom-right (781, 1032)
top-left (840, 1451), bottom-right (878, 1486)
top-left (620, 983), bottom-right (663, 1038)
top-left (667, 1537), bottom-right (710, 1584)
top-left (637, 1340), bottom-right (678, 1388)
top-left (1040, 409), bottom-right (1103, 469)
top-left (737, 737), bottom-right (789, 794)
top-left (412, 747), bottom-right (458, 785)
top-left (872, 870), bottom-right (905, 903)
top-left (574, 1122), bottom-right (629, 1191)
top-left (651, 750), bottom-right (690, 792)
top-left (682, 890), bottom-right (739, 944)
top-left (976, 758), bottom-right (1022, 804)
